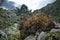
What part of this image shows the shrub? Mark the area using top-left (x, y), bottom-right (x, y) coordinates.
top-left (19, 13), bottom-right (55, 40)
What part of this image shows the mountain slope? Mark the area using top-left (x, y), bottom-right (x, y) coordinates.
top-left (34, 0), bottom-right (60, 23)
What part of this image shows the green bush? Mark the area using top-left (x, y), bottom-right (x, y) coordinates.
top-left (0, 36), bottom-right (13, 40)
top-left (45, 31), bottom-right (60, 40)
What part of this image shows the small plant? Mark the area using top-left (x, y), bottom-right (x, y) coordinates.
top-left (45, 31), bottom-right (60, 40)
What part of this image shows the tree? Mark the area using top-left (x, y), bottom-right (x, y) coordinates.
top-left (15, 7), bottom-right (21, 16)
top-left (15, 4), bottom-right (29, 16)
top-left (20, 4), bottom-right (28, 13)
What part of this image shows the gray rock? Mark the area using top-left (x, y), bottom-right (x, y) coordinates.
top-left (24, 35), bottom-right (36, 40)
top-left (24, 32), bottom-right (47, 40)
top-left (0, 30), bottom-right (7, 38)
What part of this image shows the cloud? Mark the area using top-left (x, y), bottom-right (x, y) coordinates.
top-left (8, 0), bottom-right (56, 11)
top-left (2, 0), bottom-right (16, 10)
top-left (2, 0), bottom-right (56, 10)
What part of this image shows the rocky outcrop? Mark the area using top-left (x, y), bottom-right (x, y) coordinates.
top-left (24, 23), bottom-right (60, 40)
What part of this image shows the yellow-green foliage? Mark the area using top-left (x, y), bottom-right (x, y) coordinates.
top-left (20, 13), bottom-right (53, 28)
top-left (19, 13), bottom-right (54, 40)
top-left (11, 33), bottom-right (20, 40)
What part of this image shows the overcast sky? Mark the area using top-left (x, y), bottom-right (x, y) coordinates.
top-left (3, 0), bottom-right (56, 11)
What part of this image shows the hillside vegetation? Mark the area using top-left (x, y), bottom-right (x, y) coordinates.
top-left (34, 0), bottom-right (60, 23)
top-left (0, 0), bottom-right (60, 40)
